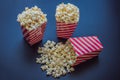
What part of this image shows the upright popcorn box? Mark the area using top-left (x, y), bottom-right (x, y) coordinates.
top-left (56, 22), bottom-right (78, 38)
top-left (21, 23), bottom-right (46, 45)
top-left (17, 6), bottom-right (47, 45)
top-left (55, 3), bottom-right (79, 39)
top-left (66, 36), bottom-right (103, 66)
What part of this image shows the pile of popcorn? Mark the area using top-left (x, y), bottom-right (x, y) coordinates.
top-left (55, 3), bottom-right (79, 23)
top-left (36, 40), bottom-right (77, 78)
top-left (17, 6), bottom-right (47, 31)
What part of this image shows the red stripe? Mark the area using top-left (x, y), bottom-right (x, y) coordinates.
top-left (23, 30), bottom-right (30, 37)
top-left (81, 57), bottom-right (92, 60)
top-left (57, 30), bottom-right (74, 33)
top-left (22, 22), bottom-right (46, 38)
top-left (57, 29), bottom-right (75, 32)
top-left (25, 23), bottom-right (46, 41)
top-left (29, 29), bottom-right (38, 35)
top-left (26, 30), bottom-right (41, 40)
top-left (21, 27), bottom-right (27, 34)
top-left (71, 44), bottom-right (82, 56)
top-left (70, 38), bottom-right (88, 54)
top-left (31, 37), bottom-right (42, 44)
top-left (27, 22), bottom-right (46, 36)
top-left (92, 36), bottom-right (103, 48)
top-left (29, 36), bottom-right (42, 45)
top-left (26, 22), bottom-right (46, 45)
top-left (83, 37), bottom-right (98, 51)
top-left (88, 37), bottom-right (100, 49)
top-left (29, 34), bottom-right (42, 42)
top-left (78, 38), bottom-right (93, 52)
top-left (27, 34), bottom-right (40, 41)
top-left (56, 22), bottom-right (77, 26)
top-left (69, 39), bottom-right (84, 55)
top-left (73, 38), bottom-right (90, 53)
top-left (27, 31), bottom-right (39, 39)
top-left (57, 23), bottom-right (77, 25)
top-left (57, 25), bottom-right (75, 28)
top-left (81, 37), bottom-right (96, 51)
top-left (56, 25), bottom-right (76, 30)
top-left (80, 54), bottom-right (98, 58)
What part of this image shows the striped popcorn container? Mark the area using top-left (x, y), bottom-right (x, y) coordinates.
top-left (67, 36), bottom-right (103, 66)
top-left (21, 22), bottom-right (46, 45)
top-left (56, 22), bottom-right (78, 39)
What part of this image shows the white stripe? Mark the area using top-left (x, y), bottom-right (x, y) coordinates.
top-left (57, 23), bottom-right (76, 25)
top-left (70, 42), bottom-right (83, 55)
top-left (84, 37), bottom-right (99, 50)
top-left (57, 25), bottom-right (76, 28)
top-left (70, 39), bottom-right (87, 54)
top-left (93, 36), bottom-right (103, 48)
top-left (57, 29), bottom-right (75, 32)
top-left (88, 37), bottom-right (101, 49)
top-left (29, 35), bottom-right (42, 42)
top-left (74, 38), bottom-right (91, 52)
top-left (80, 37), bottom-right (96, 51)
top-left (57, 25), bottom-right (75, 28)
top-left (26, 31), bottom-right (41, 40)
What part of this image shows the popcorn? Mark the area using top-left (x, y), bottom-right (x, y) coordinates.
top-left (17, 6), bottom-right (47, 31)
top-left (36, 40), bottom-right (77, 78)
top-left (55, 3), bottom-right (79, 23)
top-left (36, 36), bottom-right (103, 78)
top-left (17, 6), bottom-right (47, 45)
top-left (56, 3), bottom-right (79, 38)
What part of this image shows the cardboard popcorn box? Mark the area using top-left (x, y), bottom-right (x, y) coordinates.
top-left (55, 3), bottom-right (79, 39)
top-left (56, 22), bottom-right (78, 39)
top-left (66, 36), bottom-right (103, 66)
top-left (21, 23), bottom-right (46, 45)
top-left (17, 6), bottom-right (47, 46)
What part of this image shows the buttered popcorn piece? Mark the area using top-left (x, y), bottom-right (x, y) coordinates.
top-left (36, 40), bottom-right (77, 78)
top-left (55, 3), bottom-right (79, 23)
top-left (17, 6), bottom-right (47, 31)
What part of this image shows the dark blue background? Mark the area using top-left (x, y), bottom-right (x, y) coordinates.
top-left (0, 0), bottom-right (120, 80)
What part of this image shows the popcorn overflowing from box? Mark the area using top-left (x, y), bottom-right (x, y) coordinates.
top-left (36, 36), bottom-right (103, 78)
top-left (17, 6), bottom-right (47, 45)
top-left (67, 36), bottom-right (103, 66)
top-left (55, 3), bottom-right (80, 38)
top-left (36, 40), bottom-right (76, 78)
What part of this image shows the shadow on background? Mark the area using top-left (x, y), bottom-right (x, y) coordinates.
top-left (71, 56), bottom-right (99, 75)
top-left (17, 38), bottom-right (43, 64)
top-left (58, 37), bottom-right (67, 43)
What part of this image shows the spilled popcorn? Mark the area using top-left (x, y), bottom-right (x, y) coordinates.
top-left (55, 3), bottom-right (79, 23)
top-left (17, 6), bottom-right (47, 31)
top-left (36, 40), bottom-right (77, 78)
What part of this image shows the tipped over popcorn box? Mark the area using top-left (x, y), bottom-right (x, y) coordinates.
top-left (55, 3), bottom-right (79, 38)
top-left (66, 36), bottom-right (103, 66)
top-left (36, 36), bottom-right (103, 78)
top-left (17, 6), bottom-right (47, 45)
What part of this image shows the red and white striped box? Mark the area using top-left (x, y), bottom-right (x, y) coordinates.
top-left (21, 23), bottom-right (46, 45)
top-left (56, 22), bottom-right (78, 39)
top-left (67, 36), bottom-right (103, 66)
